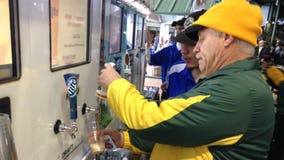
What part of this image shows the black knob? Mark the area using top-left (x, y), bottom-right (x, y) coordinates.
top-left (53, 119), bottom-right (61, 134)
top-left (81, 103), bottom-right (87, 115)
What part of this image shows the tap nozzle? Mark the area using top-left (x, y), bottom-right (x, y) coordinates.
top-left (70, 120), bottom-right (78, 131)
top-left (69, 133), bottom-right (76, 139)
top-left (53, 120), bottom-right (78, 139)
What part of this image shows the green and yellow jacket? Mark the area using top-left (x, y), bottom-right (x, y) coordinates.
top-left (107, 59), bottom-right (275, 160)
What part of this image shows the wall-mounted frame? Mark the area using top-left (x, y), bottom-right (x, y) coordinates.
top-left (49, 0), bottom-right (91, 71)
top-left (0, 0), bottom-right (21, 83)
top-left (109, 3), bottom-right (122, 55)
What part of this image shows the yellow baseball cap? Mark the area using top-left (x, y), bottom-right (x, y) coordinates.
top-left (192, 0), bottom-right (263, 46)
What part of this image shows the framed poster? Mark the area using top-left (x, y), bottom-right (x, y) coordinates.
top-left (49, 0), bottom-right (90, 71)
top-left (109, 3), bottom-right (122, 54)
top-left (0, 0), bottom-right (20, 82)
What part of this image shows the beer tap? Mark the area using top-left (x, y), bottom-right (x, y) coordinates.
top-left (53, 120), bottom-right (78, 139)
top-left (53, 73), bottom-right (80, 139)
top-left (124, 50), bottom-right (131, 75)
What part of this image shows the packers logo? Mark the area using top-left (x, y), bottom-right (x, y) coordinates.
top-left (184, 17), bottom-right (194, 29)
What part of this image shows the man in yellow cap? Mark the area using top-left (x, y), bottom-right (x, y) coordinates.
top-left (98, 0), bottom-right (275, 159)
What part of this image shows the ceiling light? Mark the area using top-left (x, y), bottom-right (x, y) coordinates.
top-left (122, 0), bottom-right (151, 15)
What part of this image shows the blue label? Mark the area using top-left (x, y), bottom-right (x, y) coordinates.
top-left (67, 78), bottom-right (78, 98)
top-left (64, 73), bottom-right (79, 120)
top-left (64, 74), bottom-right (79, 98)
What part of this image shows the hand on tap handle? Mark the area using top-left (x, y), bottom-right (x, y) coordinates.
top-left (98, 63), bottom-right (121, 90)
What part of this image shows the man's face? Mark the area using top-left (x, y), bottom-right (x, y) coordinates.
top-left (180, 43), bottom-right (198, 69)
top-left (175, 25), bottom-right (184, 35)
top-left (193, 28), bottom-right (225, 76)
top-left (258, 40), bottom-right (265, 47)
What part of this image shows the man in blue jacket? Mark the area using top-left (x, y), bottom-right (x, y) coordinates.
top-left (148, 17), bottom-right (187, 99)
top-left (164, 10), bottom-right (205, 98)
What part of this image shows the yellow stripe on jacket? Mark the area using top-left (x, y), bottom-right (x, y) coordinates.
top-left (107, 78), bottom-right (209, 130)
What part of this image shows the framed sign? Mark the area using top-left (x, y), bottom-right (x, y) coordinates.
top-left (0, 0), bottom-right (20, 83)
top-left (49, 0), bottom-right (90, 71)
top-left (109, 3), bottom-right (122, 54)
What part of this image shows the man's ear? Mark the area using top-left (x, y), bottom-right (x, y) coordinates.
top-left (223, 34), bottom-right (234, 47)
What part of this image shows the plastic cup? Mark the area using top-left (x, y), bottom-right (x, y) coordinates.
top-left (86, 112), bottom-right (105, 154)
top-left (88, 130), bottom-right (105, 154)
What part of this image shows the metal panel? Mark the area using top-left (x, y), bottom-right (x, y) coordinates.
top-left (153, 0), bottom-right (192, 15)
top-left (171, 0), bottom-right (193, 14)
top-left (149, 0), bottom-right (215, 15)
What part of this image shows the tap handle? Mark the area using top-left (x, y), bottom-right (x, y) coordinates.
top-left (82, 103), bottom-right (87, 115)
top-left (125, 51), bottom-right (130, 66)
top-left (82, 103), bottom-right (98, 115)
top-left (53, 120), bottom-right (62, 134)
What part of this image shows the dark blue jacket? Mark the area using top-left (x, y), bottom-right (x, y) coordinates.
top-left (166, 61), bottom-right (196, 98)
top-left (149, 42), bottom-right (182, 82)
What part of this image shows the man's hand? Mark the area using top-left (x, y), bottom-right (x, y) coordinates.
top-left (98, 63), bottom-right (121, 89)
top-left (102, 129), bottom-right (124, 149)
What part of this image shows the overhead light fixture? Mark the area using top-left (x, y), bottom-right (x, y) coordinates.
top-left (122, 0), bottom-right (151, 15)
top-left (122, 0), bottom-right (134, 3)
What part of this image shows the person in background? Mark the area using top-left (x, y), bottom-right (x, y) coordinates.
top-left (265, 65), bottom-right (284, 160)
top-left (254, 38), bottom-right (270, 59)
top-left (273, 40), bottom-right (284, 65)
top-left (261, 54), bottom-right (274, 72)
top-left (98, 0), bottom-right (275, 159)
top-left (148, 17), bottom-right (186, 99)
top-left (164, 10), bottom-right (205, 98)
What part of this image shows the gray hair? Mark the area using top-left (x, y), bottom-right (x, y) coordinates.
top-left (212, 29), bottom-right (255, 55)
top-left (234, 38), bottom-right (255, 55)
